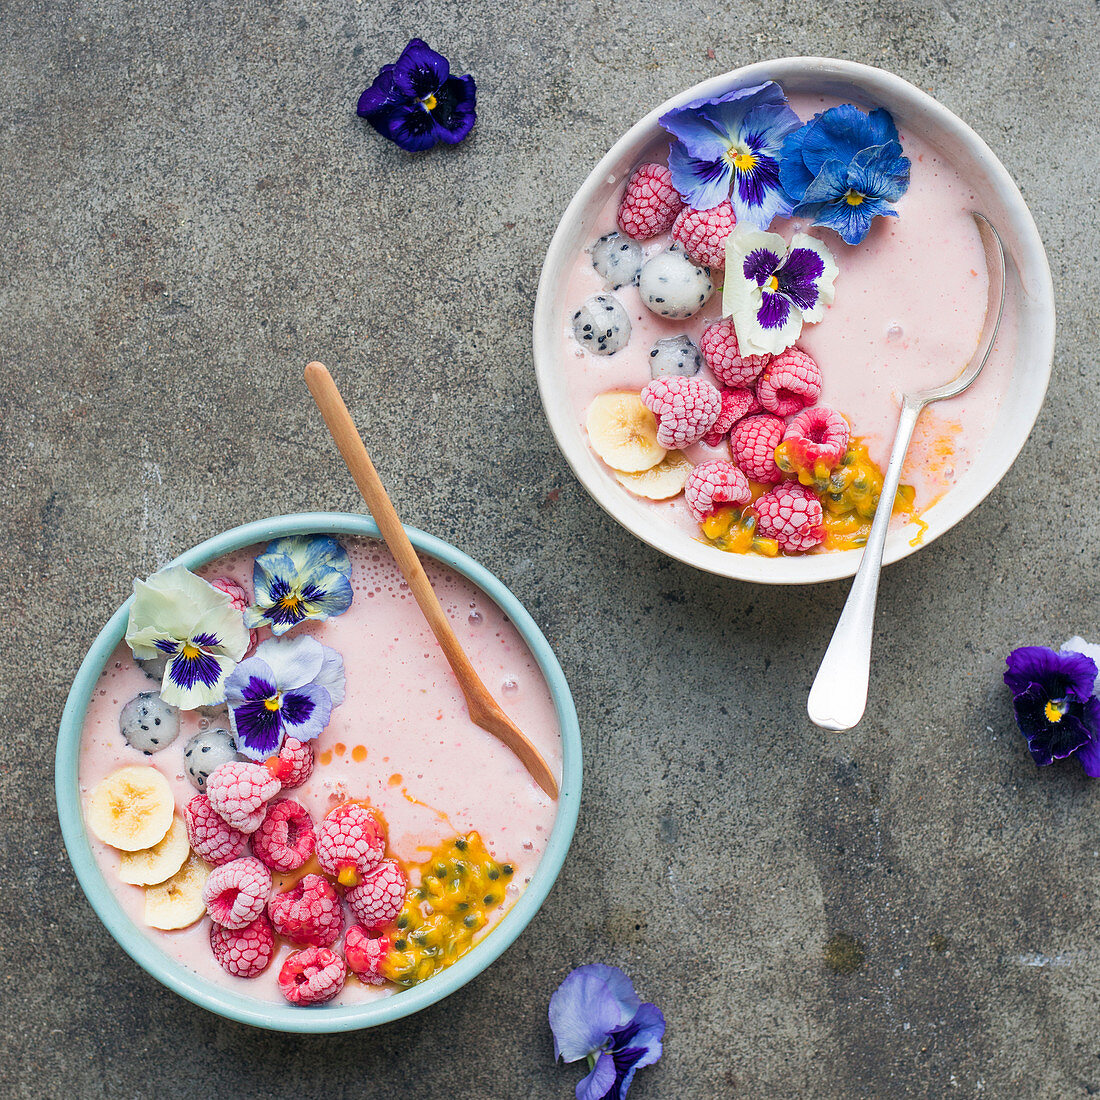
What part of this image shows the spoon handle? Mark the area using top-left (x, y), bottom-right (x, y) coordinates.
top-left (305, 361), bottom-right (559, 799)
top-left (807, 398), bottom-right (923, 731)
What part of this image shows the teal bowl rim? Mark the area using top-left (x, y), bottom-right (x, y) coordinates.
top-left (55, 511), bottom-right (582, 1033)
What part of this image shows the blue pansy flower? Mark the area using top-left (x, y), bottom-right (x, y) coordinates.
top-left (224, 635), bottom-right (346, 760)
top-left (1004, 645), bottom-right (1100, 774)
top-left (125, 565), bottom-right (249, 710)
top-left (357, 38), bottom-right (476, 152)
top-left (660, 82), bottom-right (801, 229)
top-left (245, 535), bottom-right (353, 637)
top-left (549, 964), bottom-right (665, 1100)
top-left (722, 228), bottom-right (839, 356)
top-left (780, 105), bottom-right (911, 245)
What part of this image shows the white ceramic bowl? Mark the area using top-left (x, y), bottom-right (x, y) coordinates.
top-left (533, 57), bottom-right (1055, 583)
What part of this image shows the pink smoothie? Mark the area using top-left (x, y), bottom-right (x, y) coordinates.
top-left (78, 536), bottom-right (562, 1005)
top-left (560, 92), bottom-right (1017, 541)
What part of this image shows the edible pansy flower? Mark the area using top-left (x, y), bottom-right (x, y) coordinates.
top-left (779, 105), bottom-right (911, 245)
top-left (245, 535), bottom-right (353, 637)
top-left (1004, 645), bottom-right (1100, 774)
top-left (549, 964), bottom-right (665, 1100)
top-left (660, 81), bottom-right (801, 229)
top-left (357, 38), bottom-right (476, 152)
top-left (721, 228), bottom-right (838, 356)
top-left (224, 635), bottom-right (346, 760)
top-left (125, 565), bottom-right (249, 710)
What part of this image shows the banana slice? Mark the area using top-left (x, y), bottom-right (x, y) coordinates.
top-left (614, 452), bottom-right (694, 500)
top-left (586, 392), bottom-right (666, 473)
top-left (118, 815), bottom-right (190, 886)
top-left (86, 766), bottom-right (175, 852)
top-left (144, 854), bottom-right (213, 930)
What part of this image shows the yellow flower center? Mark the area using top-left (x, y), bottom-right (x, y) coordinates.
top-left (421, 93), bottom-right (437, 111)
top-left (724, 146), bottom-right (757, 173)
top-left (181, 642), bottom-right (200, 660)
top-left (765, 275), bottom-right (780, 292)
top-left (844, 189), bottom-right (865, 206)
top-left (1045, 699), bottom-right (1066, 723)
top-left (264, 693), bottom-right (283, 712)
top-left (279, 593), bottom-right (302, 615)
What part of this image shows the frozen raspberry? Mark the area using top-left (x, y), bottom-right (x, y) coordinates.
top-left (264, 736), bottom-right (314, 789)
top-left (206, 761), bottom-right (281, 834)
top-left (756, 347), bottom-right (822, 416)
top-left (671, 200), bottom-right (736, 268)
top-left (640, 376), bottom-right (721, 449)
top-left (316, 804), bottom-right (385, 886)
top-left (617, 163), bottom-right (684, 240)
top-left (344, 925), bottom-right (391, 986)
top-left (346, 859), bottom-right (407, 932)
top-left (702, 388), bottom-right (759, 447)
top-left (755, 483), bottom-right (825, 553)
top-left (185, 793), bottom-right (249, 865)
top-left (278, 946), bottom-right (346, 1006)
top-left (700, 317), bottom-right (771, 388)
top-left (209, 914), bottom-right (274, 979)
top-left (209, 576), bottom-right (257, 653)
top-left (783, 406), bottom-right (850, 471)
top-left (202, 856), bottom-right (271, 930)
top-left (268, 873), bottom-right (344, 947)
top-left (251, 799), bottom-right (315, 873)
top-left (730, 414), bottom-right (786, 484)
top-left (684, 461), bottom-right (752, 522)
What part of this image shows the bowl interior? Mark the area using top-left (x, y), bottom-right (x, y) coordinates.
top-left (55, 511), bottom-right (582, 1033)
top-left (533, 57), bottom-right (1054, 584)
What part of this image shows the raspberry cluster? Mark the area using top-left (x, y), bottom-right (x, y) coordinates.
top-left (193, 766), bottom-right (410, 1006)
top-left (676, 326), bottom-right (847, 552)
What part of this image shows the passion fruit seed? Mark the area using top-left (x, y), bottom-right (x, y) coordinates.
top-left (379, 832), bottom-right (512, 989)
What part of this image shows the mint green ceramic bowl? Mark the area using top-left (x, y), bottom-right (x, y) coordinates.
top-left (56, 512), bottom-right (582, 1033)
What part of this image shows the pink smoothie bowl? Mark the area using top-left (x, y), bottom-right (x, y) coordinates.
top-left (55, 512), bottom-right (582, 1033)
top-left (533, 57), bottom-right (1055, 584)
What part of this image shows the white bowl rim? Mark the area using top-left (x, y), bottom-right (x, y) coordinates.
top-left (533, 56), bottom-right (1055, 584)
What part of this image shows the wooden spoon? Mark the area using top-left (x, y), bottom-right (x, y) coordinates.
top-left (305, 361), bottom-right (559, 800)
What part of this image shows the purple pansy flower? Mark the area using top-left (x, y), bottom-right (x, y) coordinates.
top-left (780, 105), bottom-right (911, 246)
top-left (1004, 645), bottom-right (1100, 774)
top-left (125, 565), bottom-right (249, 710)
top-left (245, 535), bottom-right (353, 638)
top-left (721, 228), bottom-right (838, 356)
top-left (660, 81), bottom-right (801, 228)
top-left (224, 635), bottom-right (346, 760)
top-left (357, 38), bottom-right (476, 152)
top-left (549, 964), bottom-right (664, 1100)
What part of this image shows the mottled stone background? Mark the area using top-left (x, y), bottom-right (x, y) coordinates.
top-left (4, 1), bottom-right (1099, 1097)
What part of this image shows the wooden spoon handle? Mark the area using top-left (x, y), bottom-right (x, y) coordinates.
top-left (304, 362), bottom-right (559, 799)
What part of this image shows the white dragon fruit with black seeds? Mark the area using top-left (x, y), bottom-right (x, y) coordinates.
top-left (638, 250), bottom-right (713, 319)
top-left (649, 335), bottom-right (703, 379)
top-left (184, 727), bottom-right (243, 791)
top-left (119, 692), bottom-right (180, 755)
top-left (571, 294), bottom-right (631, 355)
top-left (590, 232), bottom-right (644, 289)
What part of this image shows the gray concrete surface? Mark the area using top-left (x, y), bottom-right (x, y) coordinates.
top-left (3, 1), bottom-right (1099, 1097)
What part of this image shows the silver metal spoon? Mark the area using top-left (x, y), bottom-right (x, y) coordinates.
top-left (807, 211), bottom-right (1006, 732)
